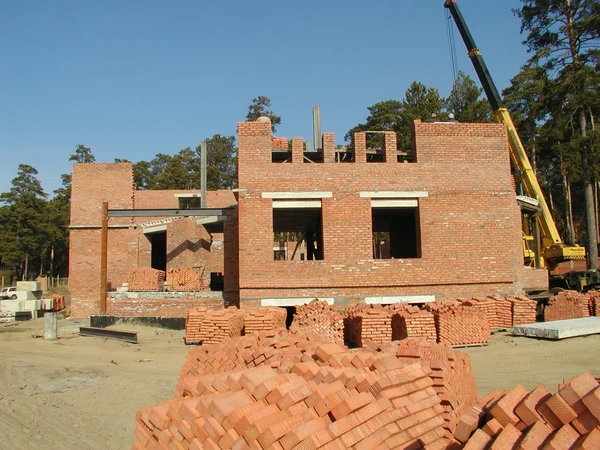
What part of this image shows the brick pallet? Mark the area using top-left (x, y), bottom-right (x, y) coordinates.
top-left (133, 330), bottom-right (482, 450)
top-left (590, 291), bottom-right (599, 316)
top-left (167, 267), bottom-right (204, 291)
top-left (388, 304), bottom-right (437, 342)
top-left (344, 303), bottom-right (392, 347)
top-left (545, 290), bottom-right (591, 322)
top-left (198, 308), bottom-right (244, 345)
top-left (486, 294), bottom-right (513, 329)
top-left (127, 267), bottom-right (165, 291)
top-left (289, 299), bottom-right (344, 345)
top-left (243, 307), bottom-right (286, 334)
top-left (44, 293), bottom-right (66, 312)
top-left (425, 301), bottom-right (490, 346)
top-left (184, 307), bottom-right (208, 344)
top-left (507, 295), bottom-right (537, 326)
top-left (453, 372), bottom-right (600, 449)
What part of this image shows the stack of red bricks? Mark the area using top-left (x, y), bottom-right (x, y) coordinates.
top-left (462, 297), bottom-right (496, 330)
top-left (506, 295), bottom-right (538, 326)
top-left (589, 291), bottom-right (600, 316)
top-left (545, 290), bottom-right (591, 322)
top-left (388, 304), bottom-right (437, 342)
top-left (424, 300), bottom-right (490, 346)
top-left (243, 307), bottom-right (287, 334)
top-left (43, 293), bottom-right (66, 312)
top-left (127, 267), bottom-right (165, 291)
top-left (344, 303), bottom-right (393, 347)
top-left (271, 137), bottom-right (288, 149)
top-left (177, 330), bottom-right (328, 384)
top-left (452, 372), bottom-right (600, 449)
top-left (167, 267), bottom-right (204, 291)
top-left (133, 333), bottom-right (482, 449)
top-left (289, 299), bottom-right (344, 345)
top-left (379, 339), bottom-right (478, 435)
top-left (197, 307), bottom-right (245, 345)
top-left (184, 307), bottom-right (208, 344)
top-left (486, 294), bottom-right (514, 329)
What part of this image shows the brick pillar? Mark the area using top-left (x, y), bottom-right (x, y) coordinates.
top-left (291, 137), bottom-right (304, 164)
top-left (383, 132), bottom-right (396, 164)
top-left (322, 132), bottom-right (336, 163)
top-left (353, 132), bottom-right (366, 163)
top-left (237, 121), bottom-right (272, 186)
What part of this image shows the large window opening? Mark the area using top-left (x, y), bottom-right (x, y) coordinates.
top-left (372, 207), bottom-right (420, 259)
top-left (273, 207), bottom-right (324, 261)
top-left (148, 231), bottom-right (167, 271)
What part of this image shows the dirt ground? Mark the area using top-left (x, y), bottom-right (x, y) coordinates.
top-left (0, 319), bottom-right (599, 450)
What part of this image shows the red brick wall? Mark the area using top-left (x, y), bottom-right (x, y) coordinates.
top-left (106, 294), bottom-right (224, 317)
top-left (69, 162), bottom-right (233, 318)
top-left (233, 121), bottom-right (547, 305)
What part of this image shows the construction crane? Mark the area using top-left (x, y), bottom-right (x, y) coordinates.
top-left (443, 0), bottom-right (586, 274)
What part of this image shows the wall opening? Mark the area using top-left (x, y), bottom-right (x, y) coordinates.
top-left (283, 306), bottom-right (296, 329)
top-left (273, 208), bottom-right (323, 260)
top-left (366, 132), bottom-right (385, 163)
top-left (372, 208), bottom-right (421, 259)
top-left (148, 231), bottom-right (167, 271)
top-left (210, 272), bottom-right (224, 291)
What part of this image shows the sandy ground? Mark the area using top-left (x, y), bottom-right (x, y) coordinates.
top-left (0, 319), bottom-right (599, 450)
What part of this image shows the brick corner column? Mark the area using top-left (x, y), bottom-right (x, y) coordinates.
top-left (382, 131), bottom-right (397, 164)
top-left (322, 132), bottom-right (336, 163)
top-left (352, 132), bottom-right (366, 163)
top-left (291, 137), bottom-right (304, 164)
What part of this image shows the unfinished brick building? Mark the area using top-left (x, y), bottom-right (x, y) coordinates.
top-left (224, 119), bottom-right (548, 308)
top-left (68, 162), bottom-right (235, 318)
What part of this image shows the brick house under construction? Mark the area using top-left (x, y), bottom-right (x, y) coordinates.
top-left (223, 119), bottom-right (548, 309)
top-left (68, 119), bottom-right (548, 318)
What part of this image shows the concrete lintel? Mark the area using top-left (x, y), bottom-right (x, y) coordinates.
top-left (512, 317), bottom-right (600, 340)
top-left (260, 297), bottom-right (334, 307)
top-left (143, 224), bottom-right (167, 234)
top-left (261, 192), bottom-right (333, 199)
top-left (173, 193), bottom-right (201, 198)
top-left (69, 224), bottom-right (136, 229)
top-left (273, 200), bottom-right (322, 209)
top-left (371, 200), bottom-right (418, 208)
top-left (365, 295), bottom-right (435, 305)
top-left (195, 215), bottom-right (227, 225)
top-left (359, 191), bottom-right (429, 198)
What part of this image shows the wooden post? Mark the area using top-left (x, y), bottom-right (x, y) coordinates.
top-left (201, 141), bottom-right (207, 208)
top-left (100, 202), bottom-right (108, 314)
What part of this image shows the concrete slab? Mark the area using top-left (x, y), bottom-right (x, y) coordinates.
top-left (512, 317), bottom-right (600, 340)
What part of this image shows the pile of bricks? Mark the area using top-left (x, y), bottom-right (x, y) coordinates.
top-left (167, 267), bottom-right (204, 291)
top-left (133, 330), bottom-right (484, 450)
top-left (43, 293), bottom-right (66, 312)
top-left (545, 290), bottom-right (591, 322)
top-left (380, 339), bottom-right (478, 435)
top-left (271, 137), bottom-right (288, 149)
top-left (388, 304), bottom-right (437, 342)
top-left (452, 372), bottom-right (600, 449)
top-left (507, 295), bottom-right (538, 326)
top-left (590, 291), bottom-right (600, 316)
top-left (127, 267), bottom-right (165, 291)
top-left (243, 307), bottom-right (287, 334)
top-left (197, 307), bottom-right (245, 345)
top-left (425, 301), bottom-right (490, 346)
top-left (344, 303), bottom-right (393, 347)
top-left (289, 299), bottom-right (344, 345)
top-left (486, 295), bottom-right (514, 329)
top-left (184, 307), bottom-right (208, 345)
top-left (462, 297), bottom-right (496, 329)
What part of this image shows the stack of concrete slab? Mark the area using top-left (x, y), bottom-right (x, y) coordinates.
top-left (0, 281), bottom-right (48, 321)
top-left (512, 317), bottom-right (600, 340)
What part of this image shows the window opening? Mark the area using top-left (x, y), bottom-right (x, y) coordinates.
top-left (273, 208), bottom-right (323, 260)
top-left (372, 208), bottom-right (420, 258)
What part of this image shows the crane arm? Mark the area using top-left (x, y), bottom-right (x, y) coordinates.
top-left (444, 0), bottom-right (585, 268)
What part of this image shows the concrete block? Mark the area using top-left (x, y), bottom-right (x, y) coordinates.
top-left (16, 281), bottom-right (40, 291)
top-left (512, 317), bottom-right (600, 340)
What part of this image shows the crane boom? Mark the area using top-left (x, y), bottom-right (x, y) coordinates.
top-left (443, 0), bottom-right (585, 269)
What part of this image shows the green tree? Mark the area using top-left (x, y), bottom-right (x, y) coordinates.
top-left (0, 165), bottom-right (48, 279)
top-left (444, 71), bottom-right (492, 123)
top-left (516, 0), bottom-right (600, 268)
top-left (246, 96), bottom-right (281, 133)
top-left (69, 144), bottom-right (95, 163)
top-left (199, 134), bottom-right (238, 190)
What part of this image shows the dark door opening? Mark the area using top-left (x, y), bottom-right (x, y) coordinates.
top-left (148, 231), bottom-right (167, 272)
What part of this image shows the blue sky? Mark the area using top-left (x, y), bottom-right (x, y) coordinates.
top-left (1, 0), bottom-right (529, 196)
